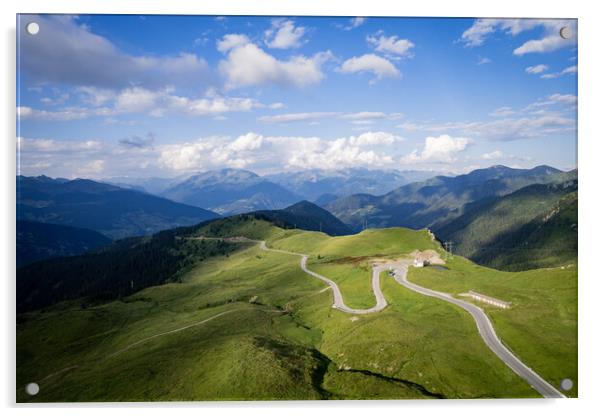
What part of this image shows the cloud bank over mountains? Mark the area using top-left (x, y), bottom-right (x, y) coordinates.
top-left (17, 15), bottom-right (577, 178)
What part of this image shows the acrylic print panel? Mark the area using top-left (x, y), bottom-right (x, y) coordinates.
top-left (16, 14), bottom-right (577, 402)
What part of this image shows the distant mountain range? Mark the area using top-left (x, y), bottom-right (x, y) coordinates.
top-left (17, 175), bottom-right (219, 239)
top-left (17, 220), bottom-right (112, 267)
top-left (160, 168), bottom-right (303, 215)
top-left (101, 175), bottom-right (189, 194)
top-left (326, 165), bottom-right (568, 231)
top-left (265, 168), bottom-right (439, 203)
top-left (106, 168), bottom-right (442, 213)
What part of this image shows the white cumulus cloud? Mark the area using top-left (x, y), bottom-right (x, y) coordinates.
top-left (216, 34), bottom-right (251, 53)
top-left (338, 54), bottom-right (400, 83)
top-left (158, 131), bottom-right (403, 172)
top-left (217, 34), bottom-right (333, 89)
top-left (228, 132), bottom-right (264, 151)
top-left (264, 19), bottom-right (307, 49)
top-left (367, 33), bottom-right (415, 58)
top-left (403, 135), bottom-right (472, 163)
top-left (348, 131), bottom-right (403, 146)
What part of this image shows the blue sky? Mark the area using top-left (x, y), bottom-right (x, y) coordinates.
top-left (17, 14), bottom-right (577, 178)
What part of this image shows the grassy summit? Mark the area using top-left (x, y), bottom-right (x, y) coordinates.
top-left (17, 217), bottom-right (576, 401)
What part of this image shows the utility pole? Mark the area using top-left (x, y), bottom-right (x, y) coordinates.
top-left (319, 222), bottom-right (322, 233)
top-left (444, 241), bottom-right (453, 259)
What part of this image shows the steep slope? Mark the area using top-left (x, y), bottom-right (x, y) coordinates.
top-left (17, 175), bottom-right (218, 239)
top-left (17, 220), bottom-right (112, 267)
top-left (485, 192), bottom-right (577, 270)
top-left (327, 165), bottom-right (567, 231)
top-left (16, 227), bottom-right (241, 312)
top-left (439, 188), bottom-right (578, 271)
top-left (436, 178), bottom-right (577, 271)
top-left (161, 168), bottom-right (302, 215)
top-left (253, 200), bottom-right (354, 236)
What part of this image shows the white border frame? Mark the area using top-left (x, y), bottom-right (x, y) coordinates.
top-left (2, 1), bottom-right (600, 415)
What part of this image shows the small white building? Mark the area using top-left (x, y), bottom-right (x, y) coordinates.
top-left (413, 258), bottom-right (424, 267)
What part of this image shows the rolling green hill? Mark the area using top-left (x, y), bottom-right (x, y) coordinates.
top-left (436, 178), bottom-right (577, 271)
top-left (17, 216), bottom-right (576, 401)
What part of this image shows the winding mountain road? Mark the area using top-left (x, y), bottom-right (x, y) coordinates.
top-left (388, 263), bottom-right (565, 398)
top-left (255, 238), bottom-right (566, 398)
top-left (257, 240), bottom-right (389, 314)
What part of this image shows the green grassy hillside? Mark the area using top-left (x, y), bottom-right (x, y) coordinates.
top-left (17, 217), bottom-right (576, 401)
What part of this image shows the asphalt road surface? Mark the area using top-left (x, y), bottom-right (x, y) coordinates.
top-left (389, 263), bottom-right (566, 399)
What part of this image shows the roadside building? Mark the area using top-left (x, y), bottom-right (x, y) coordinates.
top-left (413, 251), bottom-right (432, 267)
